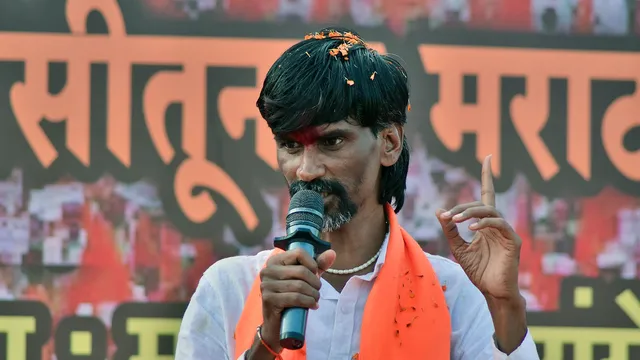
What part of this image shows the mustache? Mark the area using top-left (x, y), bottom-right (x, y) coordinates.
top-left (289, 179), bottom-right (349, 199)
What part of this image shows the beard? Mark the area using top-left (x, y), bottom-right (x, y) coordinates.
top-left (289, 179), bottom-right (358, 232)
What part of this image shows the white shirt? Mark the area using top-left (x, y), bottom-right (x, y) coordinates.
top-left (350, 0), bottom-right (385, 27)
top-left (593, 0), bottom-right (630, 35)
top-left (176, 235), bottom-right (540, 360)
top-left (276, 0), bottom-right (313, 20)
top-left (429, 0), bottom-right (471, 28)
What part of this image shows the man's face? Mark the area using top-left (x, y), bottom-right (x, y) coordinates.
top-left (276, 120), bottom-right (400, 232)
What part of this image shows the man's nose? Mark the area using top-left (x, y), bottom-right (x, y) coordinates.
top-left (296, 149), bottom-right (326, 182)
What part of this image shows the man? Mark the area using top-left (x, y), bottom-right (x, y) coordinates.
top-left (531, 0), bottom-right (574, 33)
top-left (176, 28), bottom-right (540, 359)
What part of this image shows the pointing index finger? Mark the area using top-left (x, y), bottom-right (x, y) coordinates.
top-left (481, 154), bottom-right (495, 207)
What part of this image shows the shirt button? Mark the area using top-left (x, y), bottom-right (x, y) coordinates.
top-left (340, 304), bottom-right (349, 314)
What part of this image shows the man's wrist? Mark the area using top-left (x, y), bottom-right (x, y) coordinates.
top-left (260, 324), bottom-right (283, 354)
top-left (485, 294), bottom-right (528, 354)
top-left (247, 325), bottom-right (281, 360)
top-left (247, 335), bottom-right (276, 360)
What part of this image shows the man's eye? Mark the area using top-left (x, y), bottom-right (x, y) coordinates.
top-left (280, 141), bottom-right (301, 150)
top-left (322, 137), bottom-right (344, 147)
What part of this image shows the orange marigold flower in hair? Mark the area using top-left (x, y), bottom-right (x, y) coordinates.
top-left (337, 44), bottom-right (349, 56)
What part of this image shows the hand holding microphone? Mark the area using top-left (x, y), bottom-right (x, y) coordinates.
top-left (258, 247), bottom-right (335, 353)
top-left (254, 190), bottom-right (336, 357)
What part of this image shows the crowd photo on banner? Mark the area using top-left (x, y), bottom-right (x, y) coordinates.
top-left (0, 0), bottom-right (640, 359)
top-left (1, 139), bottom-right (639, 355)
top-left (140, 0), bottom-right (640, 36)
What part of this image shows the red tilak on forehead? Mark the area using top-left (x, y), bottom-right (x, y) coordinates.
top-left (291, 128), bottom-right (321, 146)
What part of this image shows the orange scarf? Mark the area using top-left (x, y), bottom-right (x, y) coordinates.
top-left (235, 204), bottom-right (451, 359)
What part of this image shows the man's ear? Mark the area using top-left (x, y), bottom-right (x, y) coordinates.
top-left (379, 124), bottom-right (404, 167)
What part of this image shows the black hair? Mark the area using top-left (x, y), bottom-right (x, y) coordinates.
top-left (256, 27), bottom-right (410, 212)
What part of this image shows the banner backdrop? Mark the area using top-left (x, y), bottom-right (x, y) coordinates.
top-left (0, 0), bottom-right (639, 359)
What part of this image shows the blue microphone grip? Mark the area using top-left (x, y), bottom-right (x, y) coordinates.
top-left (279, 241), bottom-right (317, 350)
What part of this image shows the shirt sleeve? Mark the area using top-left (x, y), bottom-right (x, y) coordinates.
top-left (443, 260), bottom-right (539, 360)
top-left (492, 330), bottom-right (540, 360)
top-left (175, 277), bottom-right (231, 360)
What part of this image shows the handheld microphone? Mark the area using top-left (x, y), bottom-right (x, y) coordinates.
top-left (273, 190), bottom-right (331, 350)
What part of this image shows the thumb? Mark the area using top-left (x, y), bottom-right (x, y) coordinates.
top-left (436, 209), bottom-right (466, 249)
top-left (316, 249), bottom-right (336, 277)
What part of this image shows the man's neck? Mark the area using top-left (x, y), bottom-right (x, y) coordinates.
top-left (321, 204), bottom-right (387, 273)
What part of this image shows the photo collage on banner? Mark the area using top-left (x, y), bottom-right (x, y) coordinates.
top-left (0, 0), bottom-right (639, 359)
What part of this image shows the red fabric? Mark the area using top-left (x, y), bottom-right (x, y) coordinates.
top-left (160, 223), bottom-right (183, 288)
top-left (185, 240), bottom-right (215, 296)
top-left (513, 193), bottom-right (549, 309)
top-left (225, 0), bottom-right (278, 21)
top-left (134, 212), bottom-right (159, 268)
top-left (382, 0), bottom-right (425, 35)
top-left (22, 284), bottom-right (51, 306)
top-left (495, 0), bottom-right (532, 31)
top-left (533, 274), bottom-right (561, 310)
top-left (468, 0), bottom-right (497, 28)
top-left (66, 204), bottom-right (132, 312)
top-left (574, 188), bottom-right (636, 277)
top-left (143, 0), bottom-right (188, 18)
top-left (515, 195), bottom-right (534, 272)
top-left (309, 0), bottom-right (332, 22)
top-left (573, 0), bottom-right (593, 33)
top-left (470, 0), bottom-right (532, 30)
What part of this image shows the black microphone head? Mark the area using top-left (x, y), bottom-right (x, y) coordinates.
top-left (286, 190), bottom-right (324, 232)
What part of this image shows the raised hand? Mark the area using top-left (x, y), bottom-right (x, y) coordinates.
top-left (436, 155), bottom-right (522, 300)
